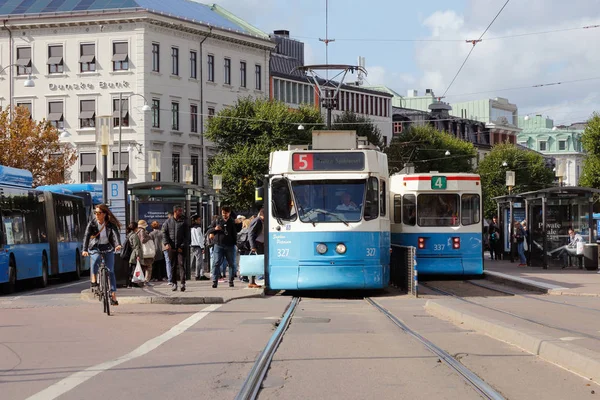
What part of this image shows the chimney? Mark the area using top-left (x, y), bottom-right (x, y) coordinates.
top-left (273, 30), bottom-right (290, 37)
top-left (425, 88), bottom-right (434, 96)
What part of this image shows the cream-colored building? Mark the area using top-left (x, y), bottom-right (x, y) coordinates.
top-left (0, 1), bottom-right (275, 187)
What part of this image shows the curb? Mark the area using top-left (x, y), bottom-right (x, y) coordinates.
top-left (426, 299), bottom-right (600, 383)
top-left (80, 290), bottom-right (264, 305)
top-left (483, 270), bottom-right (565, 293)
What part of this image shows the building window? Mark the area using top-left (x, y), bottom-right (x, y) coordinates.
top-left (383, 136), bottom-right (388, 147)
top-left (255, 64), bottom-right (262, 90)
top-left (152, 99), bottom-right (160, 128)
top-left (539, 141), bottom-right (547, 151)
top-left (16, 102), bottom-right (32, 119)
top-left (112, 42), bottom-right (129, 71)
top-left (191, 154), bottom-right (199, 185)
top-left (172, 153), bottom-right (180, 183)
top-left (47, 45), bottom-right (64, 74)
top-left (190, 104), bottom-right (198, 133)
top-left (208, 107), bottom-right (215, 120)
top-left (79, 43), bottom-right (96, 72)
top-left (393, 122), bottom-right (403, 135)
top-left (171, 102), bottom-right (179, 131)
top-left (16, 47), bottom-right (32, 75)
top-left (48, 101), bottom-right (64, 129)
top-left (240, 61), bottom-right (246, 88)
top-left (171, 47), bottom-right (179, 76)
top-left (112, 98), bottom-right (129, 127)
top-left (152, 43), bottom-right (160, 72)
top-left (207, 54), bottom-right (214, 82)
top-left (558, 140), bottom-right (566, 151)
top-left (224, 58), bottom-right (231, 84)
top-left (111, 151), bottom-right (129, 180)
top-left (273, 79), bottom-right (280, 101)
top-left (80, 153), bottom-right (96, 183)
top-left (79, 99), bottom-right (95, 128)
top-left (189, 50), bottom-right (197, 79)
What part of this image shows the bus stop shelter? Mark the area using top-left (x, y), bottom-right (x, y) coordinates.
top-left (496, 187), bottom-right (600, 270)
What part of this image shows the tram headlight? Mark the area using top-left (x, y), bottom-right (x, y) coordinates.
top-left (335, 243), bottom-right (347, 254)
top-left (452, 237), bottom-right (460, 249)
top-left (418, 237), bottom-right (425, 249)
top-left (316, 243), bottom-right (328, 254)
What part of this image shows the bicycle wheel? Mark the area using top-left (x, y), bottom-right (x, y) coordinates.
top-left (102, 267), bottom-right (110, 316)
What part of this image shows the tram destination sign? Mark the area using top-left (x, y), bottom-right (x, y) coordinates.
top-left (292, 152), bottom-right (365, 171)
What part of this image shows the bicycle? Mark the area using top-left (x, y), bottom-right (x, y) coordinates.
top-left (91, 249), bottom-right (114, 316)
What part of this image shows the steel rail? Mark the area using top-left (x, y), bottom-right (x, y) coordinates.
top-left (366, 297), bottom-right (505, 400)
top-left (235, 297), bottom-right (300, 400)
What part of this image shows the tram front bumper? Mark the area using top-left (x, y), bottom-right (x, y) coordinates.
top-left (268, 263), bottom-right (386, 290)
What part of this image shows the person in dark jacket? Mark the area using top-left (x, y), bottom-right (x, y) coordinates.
top-left (162, 205), bottom-right (188, 292)
top-left (82, 203), bottom-right (122, 305)
top-left (246, 208), bottom-right (265, 288)
top-left (207, 205), bottom-right (242, 288)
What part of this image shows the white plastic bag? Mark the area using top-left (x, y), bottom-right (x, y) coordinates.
top-left (523, 240), bottom-right (528, 252)
top-left (132, 260), bottom-right (145, 284)
top-left (576, 241), bottom-right (584, 256)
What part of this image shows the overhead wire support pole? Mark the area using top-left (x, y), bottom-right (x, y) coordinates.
top-left (318, 0), bottom-right (335, 80)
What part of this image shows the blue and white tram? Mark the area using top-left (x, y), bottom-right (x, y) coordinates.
top-left (265, 131), bottom-right (390, 290)
top-left (390, 172), bottom-right (483, 276)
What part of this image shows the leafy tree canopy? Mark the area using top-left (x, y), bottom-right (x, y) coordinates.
top-left (579, 112), bottom-right (600, 188)
top-left (385, 125), bottom-right (476, 174)
top-left (0, 106), bottom-right (76, 186)
top-left (206, 97), bottom-right (323, 210)
top-left (477, 143), bottom-right (555, 219)
top-left (328, 111), bottom-right (383, 148)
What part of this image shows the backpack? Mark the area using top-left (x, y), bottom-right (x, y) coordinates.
top-left (237, 228), bottom-right (250, 250)
top-left (120, 234), bottom-right (133, 260)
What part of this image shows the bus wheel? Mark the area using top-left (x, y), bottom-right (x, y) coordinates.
top-left (6, 260), bottom-right (17, 294)
top-left (73, 252), bottom-right (81, 281)
top-left (39, 254), bottom-right (49, 288)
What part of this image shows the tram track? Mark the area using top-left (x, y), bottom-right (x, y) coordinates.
top-left (366, 297), bottom-right (505, 400)
top-left (421, 282), bottom-right (600, 342)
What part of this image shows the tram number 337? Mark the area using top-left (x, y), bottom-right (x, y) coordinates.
top-left (366, 248), bottom-right (376, 257)
top-left (433, 244), bottom-right (445, 251)
top-left (277, 249), bottom-right (290, 257)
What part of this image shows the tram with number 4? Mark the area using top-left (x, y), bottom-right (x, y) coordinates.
top-left (389, 172), bottom-right (483, 276)
top-left (263, 130), bottom-right (390, 290)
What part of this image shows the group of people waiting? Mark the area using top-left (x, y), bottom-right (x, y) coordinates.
top-left (485, 216), bottom-right (529, 266)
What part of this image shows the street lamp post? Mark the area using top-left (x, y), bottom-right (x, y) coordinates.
top-left (116, 92), bottom-right (151, 179)
top-left (96, 116), bottom-right (113, 204)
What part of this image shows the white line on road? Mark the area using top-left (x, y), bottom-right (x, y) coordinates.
top-left (26, 304), bottom-right (222, 400)
top-left (9, 280), bottom-right (89, 301)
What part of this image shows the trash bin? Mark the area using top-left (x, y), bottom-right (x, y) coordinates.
top-left (583, 243), bottom-right (598, 271)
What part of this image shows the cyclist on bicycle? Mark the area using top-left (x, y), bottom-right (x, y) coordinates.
top-left (82, 204), bottom-right (122, 305)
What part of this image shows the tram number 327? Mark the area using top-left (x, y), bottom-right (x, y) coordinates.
top-left (366, 248), bottom-right (376, 257)
top-left (277, 249), bottom-right (290, 257)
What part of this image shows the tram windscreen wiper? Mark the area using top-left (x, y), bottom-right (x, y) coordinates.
top-left (298, 205), bottom-right (315, 227)
top-left (270, 199), bottom-right (283, 226)
top-left (311, 209), bottom-right (350, 226)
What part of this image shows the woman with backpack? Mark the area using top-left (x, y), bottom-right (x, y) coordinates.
top-left (124, 221), bottom-right (142, 288)
top-left (137, 220), bottom-right (155, 285)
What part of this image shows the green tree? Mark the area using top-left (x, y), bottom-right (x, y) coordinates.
top-left (328, 111), bottom-right (383, 148)
top-left (385, 125), bottom-right (476, 174)
top-left (206, 97), bottom-right (323, 210)
top-left (0, 106), bottom-right (76, 186)
top-left (477, 143), bottom-right (555, 219)
top-left (579, 112), bottom-right (600, 188)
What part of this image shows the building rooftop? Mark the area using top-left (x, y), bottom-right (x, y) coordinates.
top-left (0, 0), bottom-right (269, 38)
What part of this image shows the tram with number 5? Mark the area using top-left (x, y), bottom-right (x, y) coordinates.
top-left (389, 172), bottom-right (483, 276)
top-left (263, 130), bottom-right (390, 290)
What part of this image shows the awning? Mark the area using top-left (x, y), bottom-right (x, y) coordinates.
top-left (111, 53), bottom-right (128, 62)
top-left (79, 55), bottom-right (95, 63)
top-left (47, 56), bottom-right (63, 65)
top-left (79, 111), bottom-right (95, 119)
top-left (47, 112), bottom-right (63, 121)
top-left (112, 110), bottom-right (128, 118)
top-left (112, 163), bottom-right (129, 171)
top-left (79, 164), bottom-right (96, 172)
top-left (16, 58), bottom-right (31, 67)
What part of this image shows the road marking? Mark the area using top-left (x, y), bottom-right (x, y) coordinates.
top-left (8, 280), bottom-right (89, 301)
top-left (560, 337), bottom-right (584, 341)
top-left (26, 304), bottom-right (221, 400)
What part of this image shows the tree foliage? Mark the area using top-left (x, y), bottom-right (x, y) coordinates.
top-left (328, 111), bottom-right (383, 148)
top-left (385, 125), bottom-right (476, 174)
top-left (206, 97), bottom-right (323, 210)
top-left (579, 112), bottom-right (600, 188)
top-left (476, 143), bottom-right (555, 219)
top-left (0, 106), bottom-right (76, 186)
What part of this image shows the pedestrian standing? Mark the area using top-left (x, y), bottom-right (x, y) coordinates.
top-left (514, 221), bottom-right (527, 266)
top-left (207, 206), bottom-right (242, 288)
top-left (489, 216), bottom-right (501, 260)
top-left (137, 220), bottom-right (154, 285)
top-left (163, 211), bottom-right (173, 285)
top-left (126, 221), bottom-right (142, 288)
top-left (248, 208), bottom-right (265, 288)
top-left (191, 214), bottom-right (208, 280)
top-left (162, 206), bottom-right (188, 292)
top-left (149, 220), bottom-right (166, 281)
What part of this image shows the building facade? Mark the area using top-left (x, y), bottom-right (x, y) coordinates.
top-left (517, 115), bottom-right (585, 186)
top-left (0, 1), bottom-right (275, 187)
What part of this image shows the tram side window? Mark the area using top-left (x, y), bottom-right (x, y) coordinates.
top-left (271, 178), bottom-right (296, 221)
top-left (380, 180), bottom-right (386, 216)
top-left (402, 194), bottom-right (416, 226)
top-left (364, 177), bottom-right (379, 221)
top-left (461, 194), bottom-right (481, 226)
top-left (393, 194), bottom-right (402, 223)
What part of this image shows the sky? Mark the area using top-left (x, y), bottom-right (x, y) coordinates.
top-left (210, 0), bottom-right (600, 125)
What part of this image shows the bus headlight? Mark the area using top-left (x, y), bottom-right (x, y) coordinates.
top-left (335, 243), bottom-right (347, 254)
top-left (316, 243), bottom-right (328, 254)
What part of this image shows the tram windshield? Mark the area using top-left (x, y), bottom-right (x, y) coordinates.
top-left (291, 179), bottom-right (367, 223)
top-left (417, 194), bottom-right (460, 227)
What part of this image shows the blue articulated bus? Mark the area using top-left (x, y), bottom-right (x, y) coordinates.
top-left (0, 166), bottom-right (87, 293)
top-left (265, 131), bottom-right (390, 290)
top-left (390, 172), bottom-right (483, 276)
top-left (37, 183), bottom-right (102, 220)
